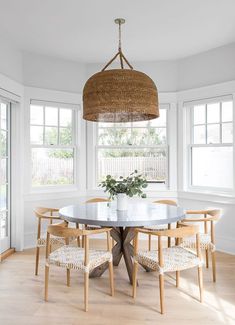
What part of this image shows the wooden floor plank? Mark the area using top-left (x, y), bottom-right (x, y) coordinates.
top-left (0, 241), bottom-right (235, 325)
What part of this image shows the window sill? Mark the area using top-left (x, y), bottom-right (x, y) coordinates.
top-left (24, 186), bottom-right (86, 201)
top-left (178, 190), bottom-right (235, 204)
top-left (87, 188), bottom-right (177, 199)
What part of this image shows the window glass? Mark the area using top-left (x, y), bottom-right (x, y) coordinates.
top-left (30, 105), bottom-right (43, 125)
top-left (192, 146), bottom-right (233, 188)
top-left (60, 109), bottom-right (72, 127)
top-left (31, 148), bottom-right (74, 186)
top-left (193, 105), bottom-right (205, 125)
top-left (193, 125), bottom-right (206, 144)
top-left (97, 107), bottom-right (168, 184)
top-left (45, 106), bottom-right (58, 126)
top-left (30, 103), bottom-right (75, 187)
top-left (222, 101), bottom-right (233, 122)
top-left (207, 124), bottom-right (220, 144)
top-left (222, 123), bottom-right (233, 143)
top-left (207, 102), bottom-right (220, 123)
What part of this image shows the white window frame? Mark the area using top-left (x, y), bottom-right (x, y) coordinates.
top-left (29, 100), bottom-right (79, 191)
top-left (186, 95), bottom-right (234, 193)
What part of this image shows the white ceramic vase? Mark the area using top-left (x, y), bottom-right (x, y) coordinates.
top-left (117, 193), bottom-right (128, 210)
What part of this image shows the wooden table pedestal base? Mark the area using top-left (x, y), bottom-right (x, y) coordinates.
top-left (89, 227), bottom-right (151, 284)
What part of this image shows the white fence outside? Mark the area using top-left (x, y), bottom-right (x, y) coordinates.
top-left (32, 156), bottom-right (74, 186)
top-left (98, 156), bottom-right (167, 181)
top-left (32, 156), bottom-right (167, 185)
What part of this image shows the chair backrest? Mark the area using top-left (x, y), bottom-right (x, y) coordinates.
top-left (85, 197), bottom-right (110, 203)
top-left (46, 222), bottom-right (85, 260)
top-left (34, 207), bottom-right (59, 219)
top-left (150, 224), bottom-right (199, 239)
top-left (206, 209), bottom-right (220, 219)
top-left (47, 222), bottom-right (83, 238)
top-left (185, 209), bottom-right (220, 221)
top-left (153, 199), bottom-right (177, 206)
top-left (183, 209), bottom-right (220, 242)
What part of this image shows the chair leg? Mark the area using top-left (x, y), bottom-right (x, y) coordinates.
top-left (148, 234), bottom-right (151, 251)
top-left (44, 265), bottom-right (49, 301)
top-left (168, 237), bottom-right (171, 248)
top-left (132, 261), bottom-right (138, 298)
top-left (77, 236), bottom-right (81, 247)
top-left (35, 247), bottom-right (40, 275)
top-left (67, 269), bottom-right (70, 287)
top-left (159, 274), bottom-right (165, 314)
top-left (176, 271), bottom-right (180, 287)
top-left (108, 261), bottom-right (114, 296)
top-left (205, 249), bottom-right (209, 268)
top-left (75, 223), bottom-right (81, 247)
top-left (211, 251), bottom-right (216, 282)
top-left (197, 266), bottom-right (203, 303)
top-left (84, 272), bottom-right (89, 312)
top-left (112, 238), bottom-right (115, 248)
top-left (167, 224), bottom-right (171, 247)
top-left (82, 236), bottom-right (85, 248)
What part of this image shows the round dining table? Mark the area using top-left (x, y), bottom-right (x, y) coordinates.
top-left (59, 201), bottom-right (185, 284)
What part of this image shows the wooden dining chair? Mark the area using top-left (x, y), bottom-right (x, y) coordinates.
top-left (34, 207), bottom-right (64, 275)
top-left (44, 221), bottom-right (114, 312)
top-left (181, 209), bottom-right (220, 282)
top-left (148, 200), bottom-right (178, 250)
top-left (132, 224), bottom-right (203, 314)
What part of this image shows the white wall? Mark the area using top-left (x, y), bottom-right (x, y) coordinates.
top-left (0, 39), bottom-right (23, 82)
top-left (178, 43), bottom-right (235, 91)
top-left (23, 52), bottom-right (86, 93)
top-left (1, 38), bottom-right (235, 93)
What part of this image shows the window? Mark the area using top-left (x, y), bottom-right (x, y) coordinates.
top-left (96, 105), bottom-right (168, 184)
top-left (0, 101), bottom-right (10, 251)
top-left (30, 101), bottom-right (76, 187)
top-left (189, 98), bottom-right (233, 190)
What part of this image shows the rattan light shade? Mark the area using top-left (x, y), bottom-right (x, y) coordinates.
top-left (83, 69), bottom-right (159, 123)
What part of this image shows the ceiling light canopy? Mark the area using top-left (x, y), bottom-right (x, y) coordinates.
top-left (83, 18), bottom-right (159, 123)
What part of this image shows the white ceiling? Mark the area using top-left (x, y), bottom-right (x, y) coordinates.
top-left (0, 0), bottom-right (235, 63)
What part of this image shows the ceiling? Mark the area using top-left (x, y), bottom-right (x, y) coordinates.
top-left (0, 0), bottom-right (235, 63)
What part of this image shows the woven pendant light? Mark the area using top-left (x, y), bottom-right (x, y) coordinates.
top-left (83, 18), bottom-right (159, 123)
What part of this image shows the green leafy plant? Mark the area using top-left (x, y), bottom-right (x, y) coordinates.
top-left (99, 170), bottom-right (148, 200)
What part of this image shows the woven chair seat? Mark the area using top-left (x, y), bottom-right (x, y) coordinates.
top-left (46, 245), bottom-right (112, 273)
top-left (85, 225), bottom-right (101, 230)
top-left (181, 233), bottom-right (215, 252)
top-left (135, 246), bottom-right (202, 274)
top-left (37, 236), bottom-right (65, 247)
top-left (144, 225), bottom-right (168, 232)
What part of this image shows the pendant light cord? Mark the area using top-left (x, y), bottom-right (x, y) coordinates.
top-left (101, 19), bottom-right (133, 71)
top-left (118, 21), bottom-right (124, 68)
top-left (118, 20), bottom-right (122, 51)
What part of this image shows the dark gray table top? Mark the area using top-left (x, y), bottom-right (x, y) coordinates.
top-left (59, 201), bottom-right (185, 227)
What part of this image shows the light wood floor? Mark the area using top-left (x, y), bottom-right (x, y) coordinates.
top-left (0, 241), bottom-right (235, 325)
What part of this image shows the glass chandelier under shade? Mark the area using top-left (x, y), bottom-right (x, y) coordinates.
top-left (82, 18), bottom-right (159, 123)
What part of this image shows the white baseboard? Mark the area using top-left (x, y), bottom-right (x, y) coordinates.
top-left (24, 232), bottom-right (37, 249)
top-left (216, 235), bottom-right (235, 255)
